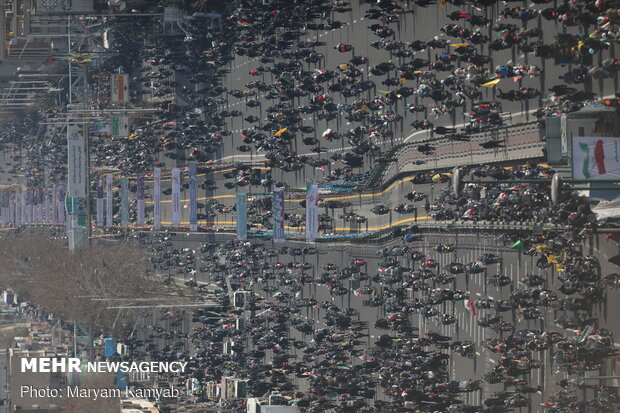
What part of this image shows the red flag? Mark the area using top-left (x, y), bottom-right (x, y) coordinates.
top-left (605, 232), bottom-right (620, 242)
top-left (595, 139), bottom-right (607, 175)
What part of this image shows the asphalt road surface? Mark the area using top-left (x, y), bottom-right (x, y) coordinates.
top-left (145, 227), bottom-right (620, 407)
top-left (159, 0), bottom-right (620, 179)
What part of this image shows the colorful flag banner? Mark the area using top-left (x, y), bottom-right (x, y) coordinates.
top-left (463, 299), bottom-right (477, 316)
top-left (305, 182), bottom-right (319, 242)
top-left (153, 168), bottom-right (161, 230)
top-left (481, 79), bottom-right (501, 88)
top-left (171, 168), bottom-right (181, 226)
top-left (572, 137), bottom-right (620, 180)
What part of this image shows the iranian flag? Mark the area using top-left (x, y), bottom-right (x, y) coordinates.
top-left (237, 20), bottom-right (252, 27)
top-left (539, 402), bottom-right (557, 410)
top-left (322, 128), bottom-right (333, 139)
top-left (462, 208), bottom-right (475, 219)
top-left (271, 290), bottom-right (282, 298)
top-left (387, 312), bottom-right (401, 321)
top-left (352, 289), bottom-right (363, 297)
top-left (577, 325), bottom-right (595, 343)
top-left (463, 299), bottom-right (476, 316)
top-left (492, 192), bottom-right (507, 206)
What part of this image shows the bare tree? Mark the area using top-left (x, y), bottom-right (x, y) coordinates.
top-left (0, 237), bottom-right (176, 333)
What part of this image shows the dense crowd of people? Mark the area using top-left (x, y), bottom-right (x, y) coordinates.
top-left (126, 206), bottom-right (619, 411)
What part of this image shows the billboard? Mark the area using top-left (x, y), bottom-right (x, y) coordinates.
top-left (572, 137), bottom-right (620, 180)
top-left (111, 117), bottom-right (129, 137)
top-left (111, 74), bottom-right (129, 103)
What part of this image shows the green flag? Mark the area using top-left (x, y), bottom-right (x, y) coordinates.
top-left (511, 240), bottom-right (524, 250)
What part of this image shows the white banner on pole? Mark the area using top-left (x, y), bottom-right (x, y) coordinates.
top-left (153, 168), bottom-right (161, 230)
top-left (106, 174), bottom-right (113, 228)
top-left (96, 178), bottom-right (104, 227)
top-left (57, 185), bottom-right (65, 225)
top-left (305, 183), bottom-right (319, 242)
top-left (236, 191), bottom-right (247, 240)
top-left (9, 192), bottom-right (15, 226)
top-left (20, 190), bottom-right (26, 225)
top-left (137, 173), bottom-right (145, 226)
top-left (37, 190), bottom-right (43, 223)
top-left (171, 168), bottom-right (181, 226)
top-left (51, 185), bottom-right (57, 225)
top-left (44, 189), bottom-right (50, 224)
